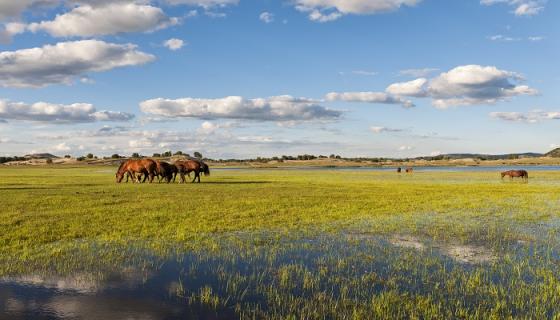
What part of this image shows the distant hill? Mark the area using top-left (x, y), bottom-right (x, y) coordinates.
top-left (545, 148), bottom-right (560, 158)
top-left (415, 152), bottom-right (543, 161)
top-left (24, 153), bottom-right (59, 159)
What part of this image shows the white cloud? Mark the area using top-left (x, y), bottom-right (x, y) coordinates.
top-left (427, 65), bottom-right (538, 108)
top-left (370, 126), bottom-right (403, 134)
top-left (163, 38), bottom-right (185, 50)
top-left (326, 91), bottom-right (415, 108)
top-left (0, 100), bottom-right (134, 123)
top-left (259, 11), bottom-right (274, 23)
top-left (26, 3), bottom-right (178, 38)
top-left (481, 0), bottom-right (546, 16)
top-left (386, 78), bottom-right (428, 97)
top-left (140, 95), bottom-right (343, 121)
top-left (490, 110), bottom-right (560, 123)
top-left (294, 0), bottom-right (422, 22)
top-left (0, 40), bottom-right (154, 88)
top-left (398, 145), bottom-right (414, 151)
top-left (487, 34), bottom-right (521, 41)
top-left (488, 34), bottom-right (545, 42)
top-left (330, 65), bottom-right (536, 110)
top-left (399, 68), bottom-right (439, 78)
top-left (164, 0), bottom-right (238, 7)
top-left (0, 0), bottom-right (58, 20)
top-left (54, 142), bottom-right (72, 151)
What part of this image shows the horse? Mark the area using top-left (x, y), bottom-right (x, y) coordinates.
top-left (501, 170), bottom-right (528, 181)
top-left (174, 159), bottom-right (210, 183)
top-left (405, 167), bottom-right (414, 173)
top-left (155, 160), bottom-right (177, 183)
top-left (397, 167), bottom-right (402, 173)
top-left (115, 159), bottom-right (157, 183)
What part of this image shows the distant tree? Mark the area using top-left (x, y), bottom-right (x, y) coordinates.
top-left (46, 158), bottom-right (53, 164)
top-left (329, 154), bottom-right (336, 159)
top-left (152, 153), bottom-right (161, 158)
top-left (77, 156), bottom-right (86, 161)
top-left (111, 154), bottom-right (121, 159)
top-left (131, 152), bottom-right (140, 158)
top-left (174, 151), bottom-right (183, 156)
top-left (162, 151), bottom-right (172, 157)
top-left (86, 153), bottom-right (94, 159)
top-left (64, 155), bottom-right (71, 159)
top-left (194, 151), bottom-right (203, 159)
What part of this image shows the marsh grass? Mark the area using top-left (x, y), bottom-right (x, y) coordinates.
top-left (2, 166), bottom-right (560, 318)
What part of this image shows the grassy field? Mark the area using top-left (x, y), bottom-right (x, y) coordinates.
top-left (2, 166), bottom-right (560, 318)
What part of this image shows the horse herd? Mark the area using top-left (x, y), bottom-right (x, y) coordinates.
top-left (397, 167), bottom-right (529, 181)
top-left (116, 158), bottom-right (210, 184)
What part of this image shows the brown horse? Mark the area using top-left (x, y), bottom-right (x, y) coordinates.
top-left (501, 170), bottom-right (528, 181)
top-left (174, 159), bottom-right (210, 183)
top-left (155, 160), bottom-right (177, 183)
top-left (405, 167), bottom-right (414, 173)
top-left (397, 167), bottom-right (402, 173)
top-left (115, 159), bottom-right (157, 183)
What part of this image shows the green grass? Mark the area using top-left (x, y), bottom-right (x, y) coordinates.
top-left (2, 166), bottom-right (560, 318)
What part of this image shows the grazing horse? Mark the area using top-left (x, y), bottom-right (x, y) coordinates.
top-left (501, 170), bottom-right (528, 181)
top-left (155, 160), bottom-right (177, 183)
top-left (174, 159), bottom-right (210, 183)
top-left (115, 159), bottom-right (157, 183)
top-left (397, 167), bottom-right (402, 173)
top-left (405, 167), bottom-right (414, 173)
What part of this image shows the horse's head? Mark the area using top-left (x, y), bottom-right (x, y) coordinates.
top-left (500, 172), bottom-right (506, 178)
top-left (116, 171), bottom-right (124, 183)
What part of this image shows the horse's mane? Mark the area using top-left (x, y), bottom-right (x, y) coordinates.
top-left (117, 160), bottom-right (127, 173)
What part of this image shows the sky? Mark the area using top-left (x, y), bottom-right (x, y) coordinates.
top-left (0, 0), bottom-right (558, 159)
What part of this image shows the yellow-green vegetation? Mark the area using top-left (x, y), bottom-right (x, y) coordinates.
top-left (1, 166), bottom-right (560, 318)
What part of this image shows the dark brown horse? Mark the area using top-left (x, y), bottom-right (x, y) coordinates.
top-left (405, 167), bottom-right (414, 173)
top-left (116, 159), bottom-right (157, 183)
top-left (397, 167), bottom-right (402, 173)
top-left (174, 159), bottom-right (210, 183)
top-left (155, 160), bottom-right (178, 183)
top-left (501, 170), bottom-right (528, 181)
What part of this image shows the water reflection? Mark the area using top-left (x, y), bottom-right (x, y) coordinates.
top-left (1, 233), bottom-right (559, 319)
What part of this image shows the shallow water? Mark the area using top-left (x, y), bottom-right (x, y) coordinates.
top-left (2, 231), bottom-right (559, 319)
top-left (216, 165), bottom-right (560, 172)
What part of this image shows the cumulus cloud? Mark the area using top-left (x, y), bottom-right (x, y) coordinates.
top-left (259, 11), bottom-right (274, 23)
top-left (140, 95), bottom-right (342, 121)
top-left (0, 40), bottom-right (154, 88)
top-left (386, 78), bottom-right (428, 97)
top-left (490, 110), bottom-right (560, 123)
top-left (427, 65), bottom-right (538, 108)
top-left (0, 100), bottom-right (134, 123)
top-left (329, 65), bottom-right (536, 109)
top-left (481, 0), bottom-right (546, 16)
top-left (25, 3), bottom-right (178, 38)
top-left (325, 91), bottom-right (415, 108)
top-left (163, 38), bottom-right (185, 50)
top-left (294, 0), bottom-right (421, 22)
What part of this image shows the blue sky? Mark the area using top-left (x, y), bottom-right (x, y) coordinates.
top-left (0, 0), bottom-right (558, 158)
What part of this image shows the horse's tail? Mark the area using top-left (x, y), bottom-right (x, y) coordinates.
top-left (201, 162), bottom-right (210, 176)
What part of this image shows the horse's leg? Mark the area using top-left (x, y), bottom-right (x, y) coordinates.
top-left (191, 170), bottom-right (197, 183)
top-left (179, 172), bottom-right (185, 184)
